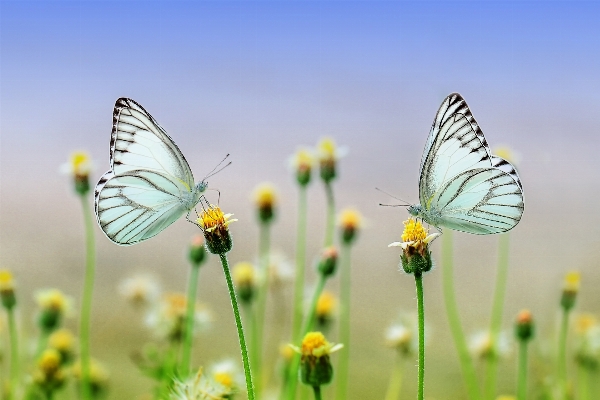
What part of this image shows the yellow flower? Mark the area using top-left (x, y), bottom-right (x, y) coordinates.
top-left (210, 360), bottom-right (242, 391)
top-left (33, 349), bottom-right (65, 391)
top-left (197, 205), bottom-right (237, 255)
top-left (575, 313), bottom-right (598, 335)
top-left (338, 208), bottom-right (363, 244)
top-left (564, 271), bottom-right (581, 293)
top-left (38, 349), bottom-right (61, 376)
top-left (48, 328), bottom-right (76, 361)
top-left (0, 270), bottom-right (16, 310)
top-left (118, 274), bottom-right (161, 307)
top-left (388, 219), bottom-right (439, 274)
top-left (232, 262), bottom-right (257, 304)
top-left (253, 182), bottom-right (277, 223)
top-left (515, 309), bottom-right (535, 341)
top-left (291, 331), bottom-right (343, 387)
top-left (61, 151), bottom-right (94, 195)
top-left (170, 368), bottom-right (231, 400)
top-left (72, 358), bottom-right (109, 394)
top-left (316, 137), bottom-right (346, 183)
top-left (289, 147), bottom-right (315, 186)
top-left (36, 289), bottom-right (73, 315)
top-left (316, 291), bottom-right (337, 325)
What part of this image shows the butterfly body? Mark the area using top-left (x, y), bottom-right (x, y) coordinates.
top-left (412, 93), bottom-right (524, 235)
top-left (95, 98), bottom-right (206, 246)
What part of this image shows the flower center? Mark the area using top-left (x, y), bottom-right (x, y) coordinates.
top-left (198, 206), bottom-right (226, 231)
top-left (401, 219), bottom-right (428, 242)
top-left (301, 332), bottom-right (328, 355)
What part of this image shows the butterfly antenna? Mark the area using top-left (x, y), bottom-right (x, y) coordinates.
top-left (375, 187), bottom-right (411, 206)
top-left (203, 154), bottom-right (231, 181)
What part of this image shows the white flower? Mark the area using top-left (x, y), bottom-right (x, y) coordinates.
top-left (469, 330), bottom-right (511, 360)
top-left (209, 359), bottom-right (244, 391)
top-left (118, 274), bottom-right (161, 307)
top-left (170, 368), bottom-right (232, 400)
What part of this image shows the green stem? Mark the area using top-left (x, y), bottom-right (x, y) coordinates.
top-left (36, 330), bottom-right (50, 359)
top-left (312, 385), bottom-right (323, 400)
top-left (578, 365), bottom-right (590, 400)
top-left (159, 342), bottom-right (178, 399)
top-left (79, 195), bottom-right (96, 400)
top-left (442, 231), bottom-right (481, 400)
top-left (323, 182), bottom-right (335, 248)
top-left (219, 253), bottom-right (255, 400)
top-left (415, 272), bottom-right (425, 400)
top-left (7, 307), bottom-right (19, 400)
top-left (384, 353), bottom-right (404, 400)
top-left (180, 263), bottom-right (201, 377)
top-left (558, 306), bottom-right (570, 398)
top-left (286, 274), bottom-right (328, 400)
top-left (334, 243), bottom-right (352, 400)
top-left (484, 233), bottom-right (511, 400)
top-left (254, 221), bottom-right (271, 393)
top-left (517, 340), bottom-right (528, 400)
top-left (292, 186), bottom-right (308, 342)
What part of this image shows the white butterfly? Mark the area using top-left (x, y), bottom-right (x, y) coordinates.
top-left (408, 93), bottom-right (524, 234)
top-left (95, 98), bottom-right (208, 246)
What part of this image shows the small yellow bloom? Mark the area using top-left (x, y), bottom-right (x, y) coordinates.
top-left (290, 147), bottom-right (315, 186)
top-left (253, 182), bottom-right (277, 209)
top-left (0, 270), bottom-right (14, 291)
top-left (49, 328), bottom-right (76, 358)
top-left (469, 330), bottom-right (511, 360)
top-left (317, 137), bottom-right (346, 183)
top-left (170, 368), bottom-right (232, 400)
top-left (564, 271), bottom-right (581, 293)
top-left (33, 348), bottom-right (65, 391)
top-left (232, 262), bottom-right (256, 287)
top-left (38, 349), bottom-right (62, 375)
top-left (316, 291), bottom-right (337, 322)
top-left (36, 289), bottom-right (73, 314)
top-left (63, 151), bottom-right (93, 178)
top-left (280, 343), bottom-right (295, 363)
top-left (575, 313), bottom-right (598, 335)
top-left (297, 332), bottom-right (343, 358)
top-left (197, 205), bottom-right (237, 255)
top-left (388, 219), bottom-right (439, 274)
top-left (210, 360), bottom-right (242, 391)
top-left (338, 208), bottom-right (363, 244)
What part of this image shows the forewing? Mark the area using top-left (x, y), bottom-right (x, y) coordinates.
top-left (110, 98), bottom-right (194, 189)
top-left (95, 170), bottom-right (188, 245)
top-left (419, 112), bottom-right (492, 207)
top-left (431, 168), bottom-right (524, 234)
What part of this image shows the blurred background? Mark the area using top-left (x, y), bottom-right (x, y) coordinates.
top-left (1, 1), bottom-right (599, 399)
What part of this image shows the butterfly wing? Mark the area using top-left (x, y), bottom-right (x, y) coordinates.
top-left (419, 93), bottom-right (524, 234)
top-left (95, 98), bottom-right (197, 246)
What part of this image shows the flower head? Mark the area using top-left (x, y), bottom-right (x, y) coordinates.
top-left (388, 219), bottom-right (439, 275)
top-left (232, 262), bottom-right (257, 304)
top-left (189, 235), bottom-right (208, 267)
top-left (169, 368), bottom-right (232, 400)
top-left (289, 147), bottom-right (315, 186)
top-left (574, 313), bottom-right (600, 370)
top-left (61, 151), bottom-right (93, 195)
top-left (316, 291), bottom-right (338, 329)
top-left (118, 274), bottom-right (161, 308)
top-left (514, 309), bottom-right (534, 342)
top-left (469, 330), bottom-right (511, 361)
top-left (197, 205), bottom-right (237, 255)
top-left (48, 328), bottom-right (76, 363)
top-left (72, 358), bottom-right (109, 397)
top-left (317, 137), bottom-right (346, 183)
top-left (561, 271), bottom-right (581, 310)
top-left (35, 289), bottom-right (74, 332)
top-left (290, 331), bottom-right (343, 387)
top-left (209, 360), bottom-right (243, 392)
top-left (385, 313), bottom-right (422, 356)
top-left (33, 349), bottom-right (65, 392)
top-left (0, 270), bottom-right (16, 310)
top-left (253, 182), bottom-right (278, 223)
top-left (318, 247), bottom-right (338, 278)
top-left (146, 293), bottom-right (212, 342)
top-left (338, 208), bottom-right (363, 245)
top-left (493, 145), bottom-right (521, 167)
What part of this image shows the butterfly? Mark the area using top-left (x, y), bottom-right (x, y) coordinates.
top-left (95, 98), bottom-right (211, 246)
top-left (407, 93), bottom-right (524, 234)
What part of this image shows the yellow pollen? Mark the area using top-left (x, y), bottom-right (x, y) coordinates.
top-left (214, 371), bottom-right (233, 388)
top-left (38, 289), bottom-right (67, 311)
top-left (301, 332), bottom-right (328, 356)
top-left (575, 313), bottom-right (597, 334)
top-left (401, 219), bottom-right (428, 243)
top-left (198, 205), bottom-right (227, 231)
top-left (316, 291), bottom-right (337, 317)
top-left (294, 149), bottom-right (314, 169)
top-left (164, 293), bottom-right (188, 317)
top-left (49, 329), bottom-right (75, 352)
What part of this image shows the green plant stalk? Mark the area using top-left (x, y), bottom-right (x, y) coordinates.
top-left (158, 342), bottom-right (179, 399)
top-left (558, 306), bottom-right (570, 397)
top-left (180, 262), bottom-right (201, 377)
top-left (7, 307), bottom-right (19, 400)
top-left (578, 365), bottom-right (590, 400)
top-left (323, 182), bottom-right (335, 247)
top-left (517, 340), bottom-right (528, 400)
top-left (219, 253), bottom-right (255, 400)
top-left (253, 221), bottom-right (271, 393)
top-left (484, 233), bottom-right (511, 400)
top-left (286, 274), bottom-right (328, 400)
top-left (79, 195), bottom-right (96, 400)
top-left (36, 330), bottom-right (50, 358)
top-left (384, 353), bottom-right (404, 400)
top-left (292, 186), bottom-right (309, 342)
top-left (442, 231), bottom-right (481, 400)
top-left (415, 272), bottom-right (425, 400)
top-left (312, 385), bottom-right (323, 400)
top-left (334, 243), bottom-right (352, 400)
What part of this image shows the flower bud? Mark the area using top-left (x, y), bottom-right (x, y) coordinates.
top-left (0, 270), bottom-right (16, 310)
top-left (61, 151), bottom-right (93, 196)
top-left (188, 235), bottom-right (207, 267)
top-left (317, 137), bottom-right (342, 184)
top-left (318, 247), bottom-right (338, 278)
top-left (515, 309), bottom-right (534, 342)
top-left (197, 205), bottom-right (237, 255)
top-left (232, 262), bottom-right (257, 304)
top-left (292, 332), bottom-right (343, 387)
top-left (389, 219), bottom-right (439, 275)
top-left (338, 208), bottom-right (362, 245)
top-left (561, 271), bottom-right (580, 311)
top-left (253, 183), bottom-right (277, 224)
top-left (290, 148), bottom-right (314, 187)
